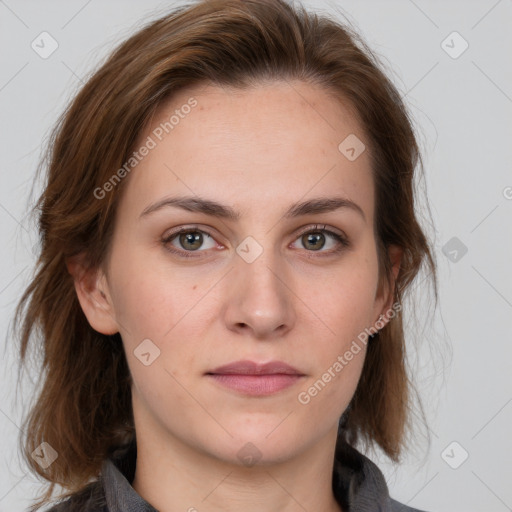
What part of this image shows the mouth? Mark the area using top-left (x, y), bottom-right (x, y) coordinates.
top-left (206, 359), bottom-right (304, 376)
top-left (205, 360), bottom-right (305, 396)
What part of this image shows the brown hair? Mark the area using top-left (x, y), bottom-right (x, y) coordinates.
top-left (14, 0), bottom-right (437, 509)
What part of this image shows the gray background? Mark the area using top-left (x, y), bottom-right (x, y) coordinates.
top-left (1, 0), bottom-right (511, 511)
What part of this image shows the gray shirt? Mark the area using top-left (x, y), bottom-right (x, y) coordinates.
top-left (46, 440), bottom-right (428, 512)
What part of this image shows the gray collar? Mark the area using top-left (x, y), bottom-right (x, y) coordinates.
top-left (100, 440), bottom-right (394, 512)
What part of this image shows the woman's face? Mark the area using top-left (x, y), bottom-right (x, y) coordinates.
top-left (84, 80), bottom-right (397, 465)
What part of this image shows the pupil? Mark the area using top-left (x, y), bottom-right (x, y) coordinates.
top-left (306, 233), bottom-right (324, 251)
top-left (182, 232), bottom-right (201, 250)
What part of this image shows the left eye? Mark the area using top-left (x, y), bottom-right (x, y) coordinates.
top-left (162, 225), bottom-right (348, 258)
top-left (291, 226), bottom-right (348, 253)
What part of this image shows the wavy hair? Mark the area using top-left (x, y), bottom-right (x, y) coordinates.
top-left (14, 0), bottom-right (437, 509)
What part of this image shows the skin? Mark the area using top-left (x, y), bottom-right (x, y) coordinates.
top-left (69, 80), bottom-right (401, 512)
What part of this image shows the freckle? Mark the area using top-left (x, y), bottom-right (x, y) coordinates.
top-left (193, 285), bottom-right (197, 290)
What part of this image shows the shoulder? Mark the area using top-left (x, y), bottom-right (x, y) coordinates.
top-left (44, 480), bottom-right (107, 512)
top-left (332, 440), bottom-right (433, 512)
top-left (390, 497), bottom-right (431, 512)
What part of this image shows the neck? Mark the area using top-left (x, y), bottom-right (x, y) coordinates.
top-left (131, 422), bottom-right (343, 512)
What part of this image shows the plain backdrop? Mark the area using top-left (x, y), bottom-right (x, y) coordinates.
top-left (1, 1), bottom-right (511, 511)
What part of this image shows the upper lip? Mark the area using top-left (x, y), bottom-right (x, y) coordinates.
top-left (206, 360), bottom-right (304, 376)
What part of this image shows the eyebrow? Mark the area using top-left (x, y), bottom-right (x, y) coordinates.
top-left (139, 195), bottom-right (366, 222)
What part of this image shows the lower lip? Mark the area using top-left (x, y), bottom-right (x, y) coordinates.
top-left (206, 374), bottom-right (304, 396)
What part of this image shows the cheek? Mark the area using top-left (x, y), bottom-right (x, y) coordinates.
top-left (291, 255), bottom-right (379, 413)
top-left (299, 255), bottom-right (379, 341)
top-left (108, 245), bottom-right (198, 339)
top-left (293, 266), bottom-right (375, 424)
top-left (108, 247), bottom-right (217, 386)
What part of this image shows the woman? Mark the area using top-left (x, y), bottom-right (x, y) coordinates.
top-left (15, 0), bottom-right (437, 510)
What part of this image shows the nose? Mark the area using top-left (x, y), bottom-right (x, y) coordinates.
top-left (222, 247), bottom-right (296, 340)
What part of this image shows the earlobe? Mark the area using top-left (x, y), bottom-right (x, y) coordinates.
top-left (66, 255), bottom-right (119, 335)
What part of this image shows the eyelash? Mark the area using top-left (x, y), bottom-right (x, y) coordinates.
top-left (161, 224), bottom-right (350, 259)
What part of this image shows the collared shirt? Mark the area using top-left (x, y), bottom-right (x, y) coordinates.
top-left (46, 439), bottom-right (427, 512)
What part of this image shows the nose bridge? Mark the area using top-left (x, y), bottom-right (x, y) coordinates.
top-left (236, 236), bottom-right (287, 302)
top-left (225, 235), bottom-right (295, 335)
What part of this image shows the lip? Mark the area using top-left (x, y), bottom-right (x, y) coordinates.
top-left (205, 360), bottom-right (305, 396)
top-left (206, 360), bottom-right (304, 376)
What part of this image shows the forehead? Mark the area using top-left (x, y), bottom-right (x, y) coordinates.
top-left (119, 80), bottom-right (374, 222)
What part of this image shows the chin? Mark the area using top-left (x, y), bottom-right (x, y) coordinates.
top-left (196, 423), bottom-right (308, 467)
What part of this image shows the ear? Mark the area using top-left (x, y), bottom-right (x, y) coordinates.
top-left (374, 244), bottom-right (402, 327)
top-left (66, 253), bottom-right (119, 335)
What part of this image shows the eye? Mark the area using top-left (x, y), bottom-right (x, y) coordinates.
top-left (162, 226), bottom-right (219, 258)
top-left (291, 224), bottom-right (349, 255)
